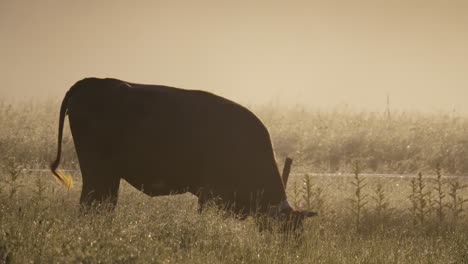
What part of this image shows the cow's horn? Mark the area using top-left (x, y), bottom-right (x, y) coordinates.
top-left (281, 157), bottom-right (293, 187)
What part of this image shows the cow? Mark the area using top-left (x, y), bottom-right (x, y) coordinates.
top-left (50, 77), bottom-right (316, 232)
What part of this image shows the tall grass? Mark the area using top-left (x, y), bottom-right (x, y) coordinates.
top-left (1, 173), bottom-right (467, 263)
top-left (257, 105), bottom-right (468, 175)
top-left (0, 99), bottom-right (468, 263)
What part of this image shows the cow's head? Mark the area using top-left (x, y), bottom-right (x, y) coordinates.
top-left (274, 157), bottom-right (318, 233)
top-left (269, 199), bottom-right (317, 233)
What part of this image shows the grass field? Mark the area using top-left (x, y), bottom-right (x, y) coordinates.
top-left (1, 100), bottom-right (468, 263)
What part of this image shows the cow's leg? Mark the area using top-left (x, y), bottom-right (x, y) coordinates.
top-left (197, 200), bottom-right (204, 214)
top-left (70, 115), bottom-right (124, 212)
top-left (196, 189), bottom-right (220, 214)
top-left (197, 190), bottom-right (209, 214)
top-left (80, 171), bottom-right (120, 211)
top-left (76, 149), bottom-right (121, 211)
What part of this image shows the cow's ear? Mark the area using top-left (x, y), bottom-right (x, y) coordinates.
top-left (301, 211), bottom-right (318, 218)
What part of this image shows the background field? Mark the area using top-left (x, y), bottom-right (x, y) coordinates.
top-left (1, 100), bottom-right (467, 263)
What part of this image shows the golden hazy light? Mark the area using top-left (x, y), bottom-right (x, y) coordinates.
top-left (1, 0), bottom-right (467, 113)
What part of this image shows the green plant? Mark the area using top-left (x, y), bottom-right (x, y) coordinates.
top-left (409, 177), bottom-right (418, 226)
top-left (348, 161), bottom-right (368, 231)
top-left (297, 174), bottom-right (327, 214)
top-left (408, 172), bottom-right (431, 226)
top-left (301, 174), bottom-right (313, 210)
top-left (433, 164), bottom-right (445, 224)
top-left (372, 182), bottom-right (391, 224)
top-left (0, 156), bottom-right (24, 199)
top-left (446, 180), bottom-right (468, 226)
top-left (312, 183), bottom-right (327, 215)
top-left (291, 180), bottom-right (300, 209)
top-left (33, 173), bottom-right (48, 204)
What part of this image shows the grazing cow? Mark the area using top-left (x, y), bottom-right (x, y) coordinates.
top-left (50, 78), bottom-right (316, 231)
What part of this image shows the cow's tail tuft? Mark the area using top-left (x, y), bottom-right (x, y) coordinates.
top-left (50, 90), bottom-right (74, 189)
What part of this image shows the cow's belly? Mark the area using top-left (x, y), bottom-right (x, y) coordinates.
top-left (122, 175), bottom-right (192, 197)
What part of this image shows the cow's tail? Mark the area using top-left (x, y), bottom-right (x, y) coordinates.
top-left (50, 89), bottom-right (74, 189)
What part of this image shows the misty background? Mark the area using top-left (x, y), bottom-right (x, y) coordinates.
top-left (1, 0), bottom-right (467, 114)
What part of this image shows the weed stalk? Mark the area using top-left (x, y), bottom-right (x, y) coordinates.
top-left (348, 161), bottom-right (367, 232)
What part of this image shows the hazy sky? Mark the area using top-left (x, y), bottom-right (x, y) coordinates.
top-left (1, 0), bottom-right (467, 113)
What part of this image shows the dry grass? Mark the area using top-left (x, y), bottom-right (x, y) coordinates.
top-left (0, 99), bottom-right (468, 263)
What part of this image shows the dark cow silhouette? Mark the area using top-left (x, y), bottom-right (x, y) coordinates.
top-left (50, 77), bottom-right (316, 231)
